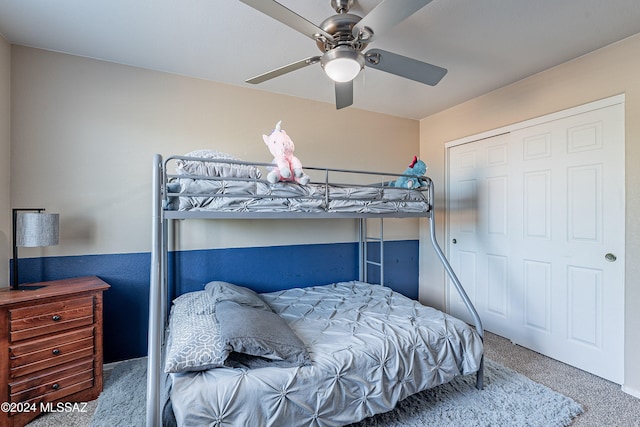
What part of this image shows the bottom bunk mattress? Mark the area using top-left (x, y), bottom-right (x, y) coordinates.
top-left (166, 281), bottom-right (483, 426)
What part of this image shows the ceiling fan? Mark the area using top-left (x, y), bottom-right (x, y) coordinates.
top-left (240, 0), bottom-right (447, 109)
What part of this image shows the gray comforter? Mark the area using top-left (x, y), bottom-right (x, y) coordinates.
top-left (169, 281), bottom-right (483, 426)
top-left (173, 179), bottom-right (430, 213)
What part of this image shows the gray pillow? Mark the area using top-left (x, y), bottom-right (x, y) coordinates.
top-left (165, 282), bottom-right (309, 373)
top-left (176, 149), bottom-right (261, 179)
top-left (164, 291), bottom-right (229, 373)
top-left (216, 300), bottom-right (310, 368)
top-left (205, 281), bottom-right (271, 311)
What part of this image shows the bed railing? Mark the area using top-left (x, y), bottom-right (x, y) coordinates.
top-left (426, 178), bottom-right (485, 389)
top-left (164, 154), bottom-right (424, 182)
top-left (146, 153), bottom-right (484, 427)
top-left (147, 155), bottom-right (163, 427)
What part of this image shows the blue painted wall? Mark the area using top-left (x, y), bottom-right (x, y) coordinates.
top-left (14, 240), bottom-right (419, 363)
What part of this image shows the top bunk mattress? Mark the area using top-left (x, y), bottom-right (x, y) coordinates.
top-left (169, 178), bottom-right (430, 214)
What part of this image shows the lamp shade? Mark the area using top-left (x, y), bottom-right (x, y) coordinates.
top-left (16, 212), bottom-right (59, 247)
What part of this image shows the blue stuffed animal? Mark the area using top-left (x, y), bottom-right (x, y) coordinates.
top-left (392, 155), bottom-right (427, 189)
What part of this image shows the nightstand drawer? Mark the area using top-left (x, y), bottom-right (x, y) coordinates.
top-left (9, 296), bottom-right (94, 341)
top-left (9, 358), bottom-right (94, 404)
top-left (9, 327), bottom-right (94, 378)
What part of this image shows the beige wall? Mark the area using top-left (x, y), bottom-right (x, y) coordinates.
top-left (10, 46), bottom-right (420, 259)
top-left (0, 35), bottom-right (10, 287)
top-left (419, 33), bottom-right (640, 394)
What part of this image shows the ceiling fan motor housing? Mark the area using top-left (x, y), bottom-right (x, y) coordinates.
top-left (315, 13), bottom-right (369, 52)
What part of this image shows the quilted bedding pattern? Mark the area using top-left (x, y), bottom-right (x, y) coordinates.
top-left (169, 282), bottom-right (483, 426)
top-left (172, 179), bottom-right (430, 213)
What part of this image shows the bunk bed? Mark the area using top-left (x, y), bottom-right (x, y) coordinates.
top-left (147, 152), bottom-right (484, 426)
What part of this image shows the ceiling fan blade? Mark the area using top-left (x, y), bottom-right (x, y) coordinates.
top-left (240, 0), bottom-right (334, 43)
top-left (364, 49), bottom-right (447, 86)
top-left (352, 0), bottom-right (432, 43)
top-left (335, 81), bottom-right (353, 109)
top-left (246, 56), bottom-right (321, 84)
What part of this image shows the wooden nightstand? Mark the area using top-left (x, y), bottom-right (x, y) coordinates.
top-left (0, 276), bottom-right (110, 427)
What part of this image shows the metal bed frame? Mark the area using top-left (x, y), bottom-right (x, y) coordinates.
top-left (146, 153), bottom-right (484, 426)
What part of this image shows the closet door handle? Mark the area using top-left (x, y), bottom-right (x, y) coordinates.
top-left (605, 253), bottom-right (617, 262)
top-left (452, 238), bottom-right (457, 244)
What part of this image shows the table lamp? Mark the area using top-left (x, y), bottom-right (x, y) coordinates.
top-left (12, 208), bottom-right (59, 290)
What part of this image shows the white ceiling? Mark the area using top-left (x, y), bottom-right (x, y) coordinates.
top-left (0, 0), bottom-right (639, 119)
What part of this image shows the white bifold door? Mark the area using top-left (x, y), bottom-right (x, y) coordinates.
top-left (447, 100), bottom-right (625, 383)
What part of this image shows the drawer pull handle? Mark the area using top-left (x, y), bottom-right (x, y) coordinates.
top-left (52, 349), bottom-right (61, 355)
top-left (52, 383), bottom-right (60, 390)
top-left (52, 315), bottom-right (61, 321)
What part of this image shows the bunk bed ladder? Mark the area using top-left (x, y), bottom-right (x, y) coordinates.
top-left (359, 218), bottom-right (385, 286)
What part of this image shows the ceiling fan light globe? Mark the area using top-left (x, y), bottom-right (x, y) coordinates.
top-left (324, 57), bottom-right (361, 82)
top-left (321, 46), bottom-right (364, 82)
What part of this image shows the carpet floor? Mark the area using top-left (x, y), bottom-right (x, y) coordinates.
top-left (25, 332), bottom-right (640, 426)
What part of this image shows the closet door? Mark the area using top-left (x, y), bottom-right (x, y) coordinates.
top-left (447, 102), bottom-right (625, 384)
top-left (448, 133), bottom-right (513, 339)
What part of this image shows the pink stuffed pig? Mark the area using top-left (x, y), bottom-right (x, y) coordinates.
top-left (263, 121), bottom-right (310, 185)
